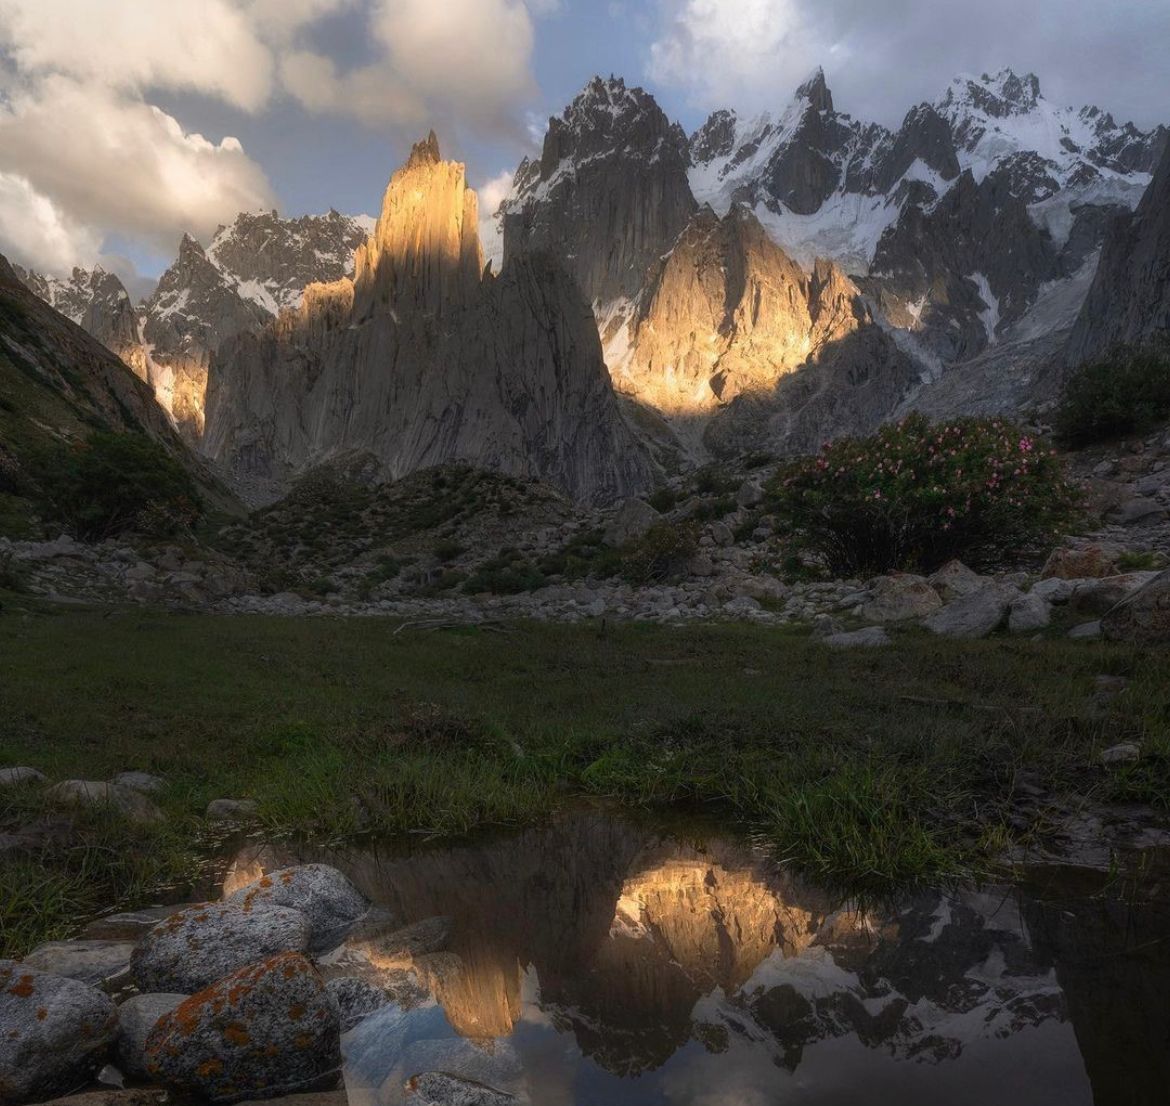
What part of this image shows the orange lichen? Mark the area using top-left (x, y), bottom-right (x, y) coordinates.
top-left (36, 1007), bottom-right (48, 1021)
top-left (223, 1022), bottom-right (251, 1046)
top-left (196, 1059), bottom-right (225, 1078)
top-left (8, 975), bottom-right (36, 998)
top-left (288, 1003), bottom-right (306, 1022)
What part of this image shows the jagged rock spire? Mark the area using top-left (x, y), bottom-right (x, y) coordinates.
top-left (407, 130), bottom-right (442, 169)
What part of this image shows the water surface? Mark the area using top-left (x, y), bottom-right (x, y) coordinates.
top-left (224, 812), bottom-right (1170, 1105)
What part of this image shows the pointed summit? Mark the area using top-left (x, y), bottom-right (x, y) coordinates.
top-left (795, 67), bottom-right (833, 114)
top-left (407, 130), bottom-right (442, 169)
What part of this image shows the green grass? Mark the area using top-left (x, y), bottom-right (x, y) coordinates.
top-left (2, 608), bottom-right (1169, 952)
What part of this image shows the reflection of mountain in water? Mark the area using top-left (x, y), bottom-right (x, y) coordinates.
top-left (230, 814), bottom-right (1170, 1105)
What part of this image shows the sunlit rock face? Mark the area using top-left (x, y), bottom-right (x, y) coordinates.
top-left (612, 204), bottom-right (871, 414)
top-left (203, 135), bottom-right (654, 505)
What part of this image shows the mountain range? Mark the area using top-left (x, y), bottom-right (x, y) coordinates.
top-left (10, 67), bottom-right (1170, 503)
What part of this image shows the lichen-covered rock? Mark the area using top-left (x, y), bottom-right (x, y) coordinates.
top-left (861, 575), bottom-right (943, 623)
top-left (325, 976), bottom-right (396, 1033)
top-left (0, 960), bottom-right (118, 1104)
top-left (1102, 568), bottom-right (1170, 644)
top-left (144, 952), bottom-right (340, 1104)
top-left (404, 1072), bottom-right (517, 1106)
top-left (229, 865), bottom-right (368, 953)
top-left (131, 901), bottom-right (312, 993)
top-left (114, 993), bottom-right (187, 1079)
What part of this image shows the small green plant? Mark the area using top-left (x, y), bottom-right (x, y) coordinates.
top-left (648, 487), bottom-right (679, 513)
top-left (767, 415), bottom-right (1080, 576)
top-left (1117, 550), bottom-right (1167, 573)
top-left (1055, 347), bottom-right (1170, 447)
top-left (38, 432), bottom-right (202, 541)
top-left (432, 539), bottom-right (466, 563)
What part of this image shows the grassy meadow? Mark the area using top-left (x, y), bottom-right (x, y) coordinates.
top-left (2, 602), bottom-right (1169, 954)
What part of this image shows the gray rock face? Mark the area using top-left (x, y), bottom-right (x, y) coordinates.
top-left (229, 865), bottom-right (368, 953)
top-left (114, 993), bottom-right (188, 1080)
top-left (1066, 140), bottom-right (1170, 364)
top-left (861, 576), bottom-right (943, 623)
top-left (1101, 568), bottom-right (1170, 644)
top-left (603, 499), bottom-right (661, 546)
top-left (22, 940), bottom-right (135, 987)
top-left (130, 901), bottom-right (313, 993)
top-left (923, 583), bottom-right (1021, 638)
top-left (0, 960), bottom-right (118, 1105)
top-left (502, 76), bottom-right (696, 305)
top-left (325, 976), bottom-right (395, 1033)
top-left (144, 952), bottom-right (340, 1104)
top-left (205, 137), bottom-right (653, 506)
top-left (928, 560), bottom-right (985, 600)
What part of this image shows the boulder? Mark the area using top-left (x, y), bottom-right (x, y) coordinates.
top-left (823, 627), bottom-right (891, 649)
top-left (923, 584), bottom-right (1020, 639)
top-left (114, 993), bottom-right (187, 1080)
top-left (861, 575), bottom-right (943, 623)
top-left (109, 772), bottom-right (164, 794)
top-left (334, 916), bottom-right (453, 969)
top-left (205, 798), bottom-right (260, 822)
top-left (0, 766), bottom-right (47, 787)
top-left (0, 961), bottom-right (118, 1105)
top-left (1069, 572), bottom-right (1159, 616)
top-left (1030, 577), bottom-right (1076, 604)
top-left (1041, 545), bottom-right (1121, 580)
top-left (46, 781), bottom-right (163, 825)
top-left (144, 952), bottom-right (340, 1104)
top-left (735, 479), bottom-right (764, 507)
top-left (325, 976), bottom-right (396, 1033)
top-left (602, 499), bottom-right (661, 546)
top-left (131, 901), bottom-right (312, 993)
top-left (1008, 593), bottom-right (1051, 634)
top-left (404, 1073), bottom-right (516, 1105)
top-left (1112, 497), bottom-right (1167, 526)
top-left (1068, 620), bottom-right (1103, 640)
top-left (1101, 742), bottom-right (1142, 766)
top-left (927, 560), bottom-right (984, 600)
top-left (22, 940), bottom-right (135, 988)
top-left (229, 865), bottom-right (368, 954)
top-left (722, 595), bottom-right (762, 616)
top-left (1101, 568), bottom-right (1170, 644)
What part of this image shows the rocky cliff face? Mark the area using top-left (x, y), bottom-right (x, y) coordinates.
top-left (502, 77), bottom-right (696, 306)
top-left (13, 264), bottom-right (147, 381)
top-left (1066, 141), bottom-right (1170, 363)
top-left (203, 135), bottom-right (653, 504)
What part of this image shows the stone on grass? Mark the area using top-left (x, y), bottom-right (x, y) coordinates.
top-left (861, 575), bottom-right (942, 623)
top-left (1101, 743), bottom-right (1141, 766)
top-left (144, 952), bottom-right (340, 1104)
top-left (404, 1072), bottom-right (516, 1105)
top-left (131, 901), bottom-right (312, 994)
top-left (602, 499), bottom-right (660, 547)
top-left (928, 560), bottom-right (984, 600)
top-left (229, 866), bottom-right (369, 954)
top-left (1008, 593), bottom-right (1051, 634)
top-left (0, 960), bottom-right (118, 1105)
top-left (1068, 621), bottom-right (1103, 640)
top-left (923, 584), bottom-right (1020, 639)
top-left (0, 767), bottom-right (47, 787)
top-left (823, 627), bottom-right (890, 649)
top-left (110, 772), bottom-right (164, 794)
top-left (723, 595), bottom-right (762, 616)
top-left (1068, 572), bottom-right (1159, 616)
top-left (45, 780), bottom-right (163, 824)
top-left (114, 993), bottom-right (188, 1079)
top-left (1101, 568), bottom-right (1170, 645)
top-left (22, 940), bottom-right (135, 988)
top-left (205, 798), bottom-right (260, 822)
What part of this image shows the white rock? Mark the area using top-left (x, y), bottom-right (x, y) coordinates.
top-left (823, 627), bottom-right (890, 649)
top-left (923, 584), bottom-right (1021, 639)
top-left (1008, 593), bottom-right (1051, 633)
top-left (1101, 742), bottom-right (1141, 765)
top-left (1068, 620), bottom-right (1103, 640)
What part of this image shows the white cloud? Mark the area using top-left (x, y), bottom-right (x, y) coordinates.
top-left (0, 172), bottom-right (104, 274)
top-left (281, 0), bottom-right (541, 133)
top-left (646, 0), bottom-right (1170, 128)
top-left (0, 77), bottom-right (276, 267)
top-left (0, 0), bottom-right (275, 111)
top-left (476, 170), bottom-right (517, 268)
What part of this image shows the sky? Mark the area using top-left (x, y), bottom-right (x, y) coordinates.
top-left (0, 0), bottom-right (1167, 294)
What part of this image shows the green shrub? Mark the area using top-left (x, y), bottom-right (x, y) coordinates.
top-left (463, 552), bottom-right (547, 595)
top-left (39, 432), bottom-right (202, 541)
top-left (648, 487), bottom-right (679, 513)
top-left (1056, 348), bottom-right (1170, 447)
top-left (620, 521), bottom-right (700, 584)
top-left (432, 539), bottom-right (466, 563)
top-left (766, 415), bottom-right (1080, 576)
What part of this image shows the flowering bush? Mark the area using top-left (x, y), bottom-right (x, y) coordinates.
top-left (766, 415), bottom-right (1080, 576)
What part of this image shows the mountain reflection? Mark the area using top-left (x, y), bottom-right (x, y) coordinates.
top-left (224, 812), bottom-right (1170, 1106)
